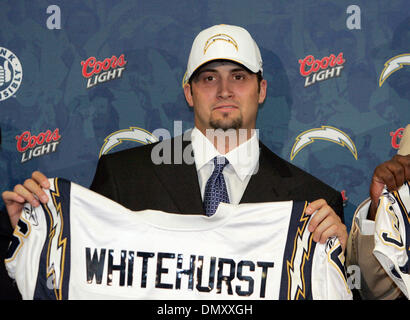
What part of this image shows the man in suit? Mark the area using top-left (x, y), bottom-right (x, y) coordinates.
top-left (3, 24), bottom-right (346, 246)
top-left (3, 24), bottom-right (408, 299)
top-left (1, 25), bottom-right (348, 299)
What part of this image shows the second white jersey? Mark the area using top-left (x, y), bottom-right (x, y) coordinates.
top-left (374, 181), bottom-right (410, 299)
top-left (5, 178), bottom-right (352, 300)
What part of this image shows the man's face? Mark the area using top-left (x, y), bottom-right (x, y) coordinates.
top-left (184, 61), bottom-right (267, 135)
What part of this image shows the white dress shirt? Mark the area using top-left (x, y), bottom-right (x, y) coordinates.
top-left (190, 127), bottom-right (260, 205)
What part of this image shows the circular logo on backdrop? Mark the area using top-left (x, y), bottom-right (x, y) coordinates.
top-left (0, 47), bottom-right (23, 102)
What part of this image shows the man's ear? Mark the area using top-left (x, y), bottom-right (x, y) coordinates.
top-left (258, 79), bottom-right (267, 104)
top-left (183, 83), bottom-right (194, 107)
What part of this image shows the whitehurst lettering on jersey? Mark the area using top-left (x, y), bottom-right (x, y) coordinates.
top-left (374, 181), bottom-right (410, 299)
top-left (5, 178), bottom-right (352, 300)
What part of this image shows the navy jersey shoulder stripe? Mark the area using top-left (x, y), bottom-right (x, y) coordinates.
top-left (279, 201), bottom-right (316, 300)
top-left (33, 178), bottom-right (71, 300)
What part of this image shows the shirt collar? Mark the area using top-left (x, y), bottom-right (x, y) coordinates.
top-left (191, 127), bottom-right (260, 181)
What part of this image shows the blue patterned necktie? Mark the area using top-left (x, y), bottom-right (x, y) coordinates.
top-left (203, 156), bottom-right (230, 216)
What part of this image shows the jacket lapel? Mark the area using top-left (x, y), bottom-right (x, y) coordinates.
top-left (240, 143), bottom-right (293, 203)
top-left (152, 136), bottom-right (205, 215)
top-left (152, 138), bottom-right (295, 213)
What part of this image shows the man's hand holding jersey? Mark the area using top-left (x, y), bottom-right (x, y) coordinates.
top-left (2, 171), bottom-right (50, 230)
top-left (368, 154), bottom-right (410, 221)
top-left (306, 199), bottom-right (347, 251)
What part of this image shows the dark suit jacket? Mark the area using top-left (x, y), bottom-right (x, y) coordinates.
top-left (90, 136), bottom-right (344, 220)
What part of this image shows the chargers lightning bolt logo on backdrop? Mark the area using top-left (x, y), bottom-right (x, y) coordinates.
top-left (379, 54), bottom-right (410, 87)
top-left (99, 127), bottom-right (158, 158)
top-left (290, 126), bottom-right (358, 161)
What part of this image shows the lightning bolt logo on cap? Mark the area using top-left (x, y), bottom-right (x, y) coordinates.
top-left (290, 126), bottom-right (358, 161)
top-left (379, 54), bottom-right (410, 87)
top-left (203, 33), bottom-right (238, 54)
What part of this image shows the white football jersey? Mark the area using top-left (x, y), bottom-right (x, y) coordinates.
top-left (5, 178), bottom-right (352, 300)
top-left (374, 181), bottom-right (410, 299)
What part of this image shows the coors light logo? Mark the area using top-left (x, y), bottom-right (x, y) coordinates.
top-left (81, 54), bottom-right (127, 89)
top-left (299, 53), bottom-right (345, 87)
top-left (16, 128), bottom-right (61, 163)
top-left (390, 127), bottom-right (404, 149)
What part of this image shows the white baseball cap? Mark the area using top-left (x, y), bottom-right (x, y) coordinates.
top-left (183, 24), bottom-right (263, 86)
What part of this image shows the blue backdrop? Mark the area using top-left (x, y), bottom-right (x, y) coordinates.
top-left (1, 0), bottom-right (409, 231)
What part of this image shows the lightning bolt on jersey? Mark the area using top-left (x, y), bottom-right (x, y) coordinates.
top-left (374, 181), bottom-right (410, 299)
top-left (5, 178), bottom-right (352, 300)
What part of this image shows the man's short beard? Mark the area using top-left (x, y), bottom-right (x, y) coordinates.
top-left (209, 115), bottom-right (243, 131)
